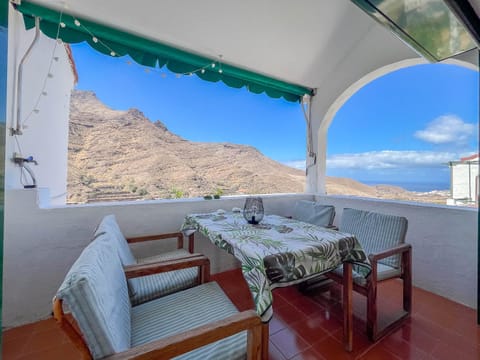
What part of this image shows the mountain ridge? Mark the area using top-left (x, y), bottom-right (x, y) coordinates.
top-left (67, 90), bottom-right (448, 205)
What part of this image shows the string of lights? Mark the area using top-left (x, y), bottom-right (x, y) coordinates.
top-left (20, 2), bottom-right (225, 130)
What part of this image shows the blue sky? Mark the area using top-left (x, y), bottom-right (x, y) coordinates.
top-left (326, 63), bottom-right (478, 186)
top-left (71, 43), bottom-right (478, 189)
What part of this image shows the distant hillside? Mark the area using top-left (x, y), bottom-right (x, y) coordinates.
top-left (67, 90), bottom-right (306, 203)
top-left (67, 90), bottom-right (448, 205)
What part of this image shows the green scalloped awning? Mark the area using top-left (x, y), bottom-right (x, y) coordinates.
top-left (14, 1), bottom-right (313, 102)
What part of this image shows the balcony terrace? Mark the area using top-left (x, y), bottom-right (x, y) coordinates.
top-left (1, 0), bottom-right (479, 359)
top-left (3, 268), bottom-right (479, 359)
top-left (2, 190), bottom-right (478, 359)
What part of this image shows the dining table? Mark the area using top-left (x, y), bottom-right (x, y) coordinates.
top-left (181, 210), bottom-right (370, 354)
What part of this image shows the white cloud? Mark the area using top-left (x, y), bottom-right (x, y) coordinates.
top-left (283, 160), bottom-right (306, 170)
top-left (327, 150), bottom-right (460, 169)
top-left (414, 115), bottom-right (476, 144)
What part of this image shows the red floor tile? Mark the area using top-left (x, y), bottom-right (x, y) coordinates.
top-left (268, 341), bottom-right (287, 360)
top-left (269, 314), bottom-right (288, 335)
top-left (288, 315), bottom-right (330, 344)
top-left (310, 334), bottom-right (360, 360)
top-left (290, 346), bottom-right (326, 360)
top-left (2, 268), bottom-right (479, 360)
top-left (270, 327), bottom-right (310, 359)
top-left (357, 343), bottom-right (402, 360)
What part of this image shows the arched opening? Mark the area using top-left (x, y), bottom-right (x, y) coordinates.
top-left (319, 58), bottom-right (478, 205)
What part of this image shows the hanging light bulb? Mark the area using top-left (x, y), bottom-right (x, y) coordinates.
top-left (57, 38), bottom-right (63, 45)
top-left (201, 69), bottom-right (206, 74)
top-left (211, 63), bottom-right (216, 68)
top-left (59, 22), bottom-right (66, 28)
top-left (92, 36), bottom-right (98, 43)
top-left (110, 51), bottom-right (116, 56)
top-left (74, 19), bottom-right (81, 26)
top-left (217, 55), bottom-right (223, 74)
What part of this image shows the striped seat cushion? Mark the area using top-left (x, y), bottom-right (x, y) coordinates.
top-left (130, 249), bottom-right (199, 306)
top-left (56, 236), bottom-right (131, 359)
top-left (333, 263), bottom-right (402, 286)
top-left (339, 208), bottom-right (408, 268)
top-left (131, 282), bottom-right (247, 360)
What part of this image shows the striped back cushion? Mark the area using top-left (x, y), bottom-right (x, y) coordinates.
top-left (94, 214), bottom-right (136, 266)
top-left (293, 201), bottom-right (335, 227)
top-left (339, 208), bottom-right (408, 268)
top-left (56, 236), bottom-right (131, 359)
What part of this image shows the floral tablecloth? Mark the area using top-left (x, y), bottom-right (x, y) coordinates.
top-left (181, 211), bottom-right (370, 322)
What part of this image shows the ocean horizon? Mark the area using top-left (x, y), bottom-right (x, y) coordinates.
top-left (360, 180), bottom-right (450, 192)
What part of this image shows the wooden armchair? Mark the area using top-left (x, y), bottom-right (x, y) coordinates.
top-left (326, 208), bottom-right (412, 341)
top-left (53, 236), bottom-right (263, 360)
top-left (94, 214), bottom-right (199, 305)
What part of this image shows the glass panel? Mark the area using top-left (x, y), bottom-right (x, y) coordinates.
top-left (354, 0), bottom-right (477, 61)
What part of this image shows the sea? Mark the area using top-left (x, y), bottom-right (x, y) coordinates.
top-left (361, 180), bottom-right (450, 192)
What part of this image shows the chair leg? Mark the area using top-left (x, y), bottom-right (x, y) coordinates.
top-left (366, 271), bottom-right (378, 341)
top-left (247, 322), bottom-right (263, 360)
top-left (188, 233), bottom-right (195, 253)
top-left (261, 323), bottom-right (269, 360)
top-left (368, 247), bottom-right (412, 342)
top-left (402, 248), bottom-right (412, 313)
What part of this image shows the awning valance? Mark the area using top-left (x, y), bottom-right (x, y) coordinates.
top-left (14, 1), bottom-right (313, 102)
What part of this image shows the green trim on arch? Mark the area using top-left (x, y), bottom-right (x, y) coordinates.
top-left (14, 1), bottom-right (313, 102)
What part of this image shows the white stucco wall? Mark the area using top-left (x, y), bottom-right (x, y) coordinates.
top-left (5, 8), bottom-right (74, 205)
top-left (315, 194), bottom-right (478, 310)
top-left (451, 161), bottom-right (479, 201)
top-left (2, 189), bottom-right (313, 328)
top-left (2, 188), bottom-right (477, 328)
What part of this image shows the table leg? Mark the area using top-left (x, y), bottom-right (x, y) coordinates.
top-left (188, 233), bottom-right (195, 253)
top-left (343, 262), bottom-right (353, 352)
top-left (261, 322), bottom-right (269, 360)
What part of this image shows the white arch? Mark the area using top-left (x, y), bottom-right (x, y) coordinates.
top-left (315, 57), bottom-right (479, 194)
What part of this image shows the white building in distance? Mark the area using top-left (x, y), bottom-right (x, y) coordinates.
top-left (448, 154), bottom-right (479, 206)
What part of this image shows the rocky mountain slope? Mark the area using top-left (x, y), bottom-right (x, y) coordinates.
top-left (67, 90), bottom-right (448, 204)
top-left (67, 90), bottom-right (305, 203)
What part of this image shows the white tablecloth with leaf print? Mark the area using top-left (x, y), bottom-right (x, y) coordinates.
top-left (181, 212), bottom-right (370, 322)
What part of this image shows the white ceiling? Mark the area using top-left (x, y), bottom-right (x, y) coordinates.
top-left (26, 0), bottom-right (422, 90)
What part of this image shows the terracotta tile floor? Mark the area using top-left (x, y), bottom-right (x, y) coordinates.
top-left (3, 268), bottom-right (479, 359)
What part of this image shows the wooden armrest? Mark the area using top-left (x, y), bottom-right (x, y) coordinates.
top-left (368, 243), bottom-right (411, 263)
top-left (126, 232), bottom-right (183, 244)
top-left (105, 310), bottom-right (262, 360)
top-left (124, 254), bottom-right (210, 280)
top-left (126, 232), bottom-right (194, 252)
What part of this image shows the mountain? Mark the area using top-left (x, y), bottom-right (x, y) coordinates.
top-left (67, 90), bottom-right (306, 203)
top-left (67, 90), bottom-right (448, 204)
